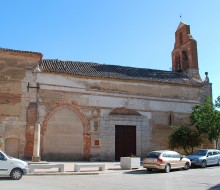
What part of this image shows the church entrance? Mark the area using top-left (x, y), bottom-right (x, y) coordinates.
top-left (115, 125), bottom-right (136, 161)
top-left (42, 107), bottom-right (84, 161)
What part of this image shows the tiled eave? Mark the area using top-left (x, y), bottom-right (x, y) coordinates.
top-left (38, 59), bottom-right (204, 87)
top-left (0, 47), bottom-right (42, 57)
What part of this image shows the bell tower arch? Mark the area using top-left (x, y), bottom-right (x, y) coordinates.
top-left (172, 22), bottom-right (201, 79)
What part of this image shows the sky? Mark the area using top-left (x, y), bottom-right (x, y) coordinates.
top-left (0, 0), bottom-right (219, 102)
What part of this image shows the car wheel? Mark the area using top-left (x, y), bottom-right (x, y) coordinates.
top-left (183, 162), bottom-right (190, 170)
top-left (147, 168), bottom-right (152, 172)
top-left (201, 160), bottom-right (207, 168)
top-left (164, 164), bottom-right (171, 173)
top-left (217, 160), bottom-right (220, 166)
top-left (10, 168), bottom-right (23, 180)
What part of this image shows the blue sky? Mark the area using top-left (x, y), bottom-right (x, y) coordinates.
top-left (1, 0), bottom-right (219, 101)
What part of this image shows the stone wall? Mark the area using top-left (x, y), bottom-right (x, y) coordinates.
top-left (32, 73), bottom-right (211, 160)
top-left (0, 49), bottom-right (42, 158)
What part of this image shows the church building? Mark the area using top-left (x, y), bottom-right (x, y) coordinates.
top-left (0, 22), bottom-right (212, 161)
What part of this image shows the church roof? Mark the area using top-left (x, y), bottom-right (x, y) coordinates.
top-left (0, 47), bottom-right (42, 56)
top-left (39, 59), bottom-right (203, 86)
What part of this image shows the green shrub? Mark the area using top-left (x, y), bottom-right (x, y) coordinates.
top-left (0, 138), bottom-right (4, 147)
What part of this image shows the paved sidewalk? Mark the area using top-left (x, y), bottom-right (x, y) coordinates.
top-left (27, 161), bottom-right (145, 175)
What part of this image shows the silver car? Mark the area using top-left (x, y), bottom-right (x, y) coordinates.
top-left (143, 150), bottom-right (191, 173)
top-left (186, 149), bottom-right (220, 168)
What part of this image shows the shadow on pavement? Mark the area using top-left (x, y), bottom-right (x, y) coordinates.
top-left (124, 169), bottom-right (148, 175)
top-left (208, 184), bottom-right (220, 190)
top-left (107, 168), bottom-right (123, 171)
top-left (124, 168), bottom-right (192, 175)
top-left (190, 165), bottom-right (219, 170)
top-left (0, 177), bottom-right (12, 180)
top-left (124, 169), bottom-right (173, 175)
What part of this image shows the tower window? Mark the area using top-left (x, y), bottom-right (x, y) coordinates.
top-left (175, 55), bottom-right (181, 71)
top-left (179, 32), bottom-right (183, 45)
top-left (182, 51), bottom-right (188, 69)
top-left (175, 56), bottom-right (180, 65)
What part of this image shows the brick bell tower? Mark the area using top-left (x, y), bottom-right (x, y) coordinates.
top-left (172, 22), bottom-right (201, 80)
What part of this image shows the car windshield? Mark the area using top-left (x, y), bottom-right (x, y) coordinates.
top-left (193, 150), bottom-right (208, 156)
top-left (146, 152), bottom-right (161, 158)
top-left (1, 151), bottom-right (13, 159)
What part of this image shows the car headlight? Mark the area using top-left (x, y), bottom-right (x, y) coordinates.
top-left (193, 158), bottom-right (200, 163)
top-left (190, 158), bottom-right (199, 162)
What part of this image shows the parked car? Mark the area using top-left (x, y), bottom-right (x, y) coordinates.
top-left (186, 149), bottom-right (220, 168)
top-left (0, 150), bottom-right (29, 180)
top-left (143, 150), bottom-right (191, 173)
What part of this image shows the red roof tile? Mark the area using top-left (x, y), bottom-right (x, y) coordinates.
top-left (39, 59), bottom-right (204, 86)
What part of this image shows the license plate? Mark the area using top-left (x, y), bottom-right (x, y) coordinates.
top-left (147, 158), bottom-right (155, 162)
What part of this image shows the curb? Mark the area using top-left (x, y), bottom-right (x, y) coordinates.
top-left (27, 169), bottom-right (144, 176)
top-left (27, 172), bottom-right (100, 176)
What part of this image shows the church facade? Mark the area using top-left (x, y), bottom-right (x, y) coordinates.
top-left (0, 22), bottom-right (212, 161)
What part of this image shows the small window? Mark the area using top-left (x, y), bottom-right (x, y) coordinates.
top-left (213, 151), bottom-right (219, 155)
top-left (175, 56), bottom-right (180, 65)
top-left (146, 152), bottom-right (161, 158)
top-left (182, 51), bottom-right (187, 60)
top-left (162, 153), bottom-right (171, 158)
top-left (172, 153), bottom-right (181, 158)
top-left (207, 152), bottom-right (213, 156)
top-left (0, 152), bottom-right (5, 160)
top-left (193, 150), bottom-right (208, 156)
top-left (179, 32), bottom-right (183, 44)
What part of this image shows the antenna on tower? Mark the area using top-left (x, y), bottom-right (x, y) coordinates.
top-left (180, 13), bottom-right (182, 22)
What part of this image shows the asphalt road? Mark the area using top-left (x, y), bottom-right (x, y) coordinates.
top-left (1, 166), bottom-right (220, 190)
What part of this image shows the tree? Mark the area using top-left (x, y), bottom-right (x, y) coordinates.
top-left (215, 96), bottom-right (220, 108)
top-left (169, 125), bottom-right (202, 155)
top-left (0, 138), bottom-right (4, 150)
top-left (190, 96), bottom-right (220, 148)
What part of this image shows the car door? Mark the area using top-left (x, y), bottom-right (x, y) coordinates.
top-left (0, 152), bottom-right (8, 175)
top-left (170, 152), bottom-right (183, 169)
top-left (212, 150), bottom-right (220, 164)
top-left (175, 153), bottom-right (185, 168)
top-left (217, 151), bottom-right (220, 164)
top-left (206, 151), bottom-right (214, 165)
top-left (0, 152), bottom-right (10, 175)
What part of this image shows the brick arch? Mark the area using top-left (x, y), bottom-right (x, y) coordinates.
top-left (41, 102), bottom-right (90, 160)
top-left (41, 102), bottom-right (89, 134)
top-left (109, 107), bottom-right (141, 116)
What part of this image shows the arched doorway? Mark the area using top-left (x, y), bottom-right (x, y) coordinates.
top-left (42, 107), bottom-right (84, 161)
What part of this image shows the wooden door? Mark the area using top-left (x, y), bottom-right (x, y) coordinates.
top-left (115, 125), bottom-right (136, 161)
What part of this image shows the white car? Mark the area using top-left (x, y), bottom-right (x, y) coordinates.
top-left (0, 150), bottom-right (29, 180)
